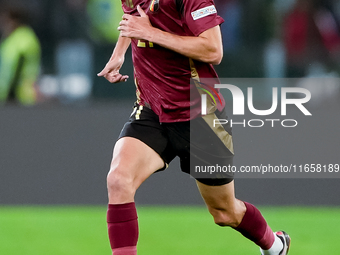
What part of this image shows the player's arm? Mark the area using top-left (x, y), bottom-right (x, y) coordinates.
top-left (118, 5), bottom-right (223, 65)
top-left (97, 35), bottom-right (131, 83)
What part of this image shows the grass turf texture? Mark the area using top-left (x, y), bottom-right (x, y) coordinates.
top-left (0, 206), bottom-right (339, 255)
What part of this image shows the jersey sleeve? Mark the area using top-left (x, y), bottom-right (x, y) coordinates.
top-left (183, 0), bottom-right (224, 36)
top-left (121, 0), bottom-right (144, 16)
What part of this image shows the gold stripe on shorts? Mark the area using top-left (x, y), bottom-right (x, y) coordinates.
top-left (202, 113), bottom-right (234, 155)
top-left (135, 105), bottom-right (144, 120)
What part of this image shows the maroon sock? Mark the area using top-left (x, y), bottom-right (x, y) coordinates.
top-left (107, 202), bottom-right (138, 253)
top-left (233, 202), bottom-right (275, 250)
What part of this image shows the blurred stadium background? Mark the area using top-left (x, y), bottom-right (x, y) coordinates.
top-left (1, 0), bottom-right (340, 254)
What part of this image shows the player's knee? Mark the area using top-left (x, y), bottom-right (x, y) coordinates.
top-left (211, 209), bottom-right (242, 228)
top-left (107, 165), bottom-right (135, 196)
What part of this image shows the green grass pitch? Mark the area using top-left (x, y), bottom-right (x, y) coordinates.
top-left (0, 206), bottom-right (339, 254)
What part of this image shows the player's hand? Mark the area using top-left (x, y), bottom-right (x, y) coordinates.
top-left (97, 57), bottom-right (129, 83)
top-left (118, 5), bottom-right (154, 40)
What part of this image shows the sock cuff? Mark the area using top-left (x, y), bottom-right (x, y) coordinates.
top-left (112, 246), bottom-right (137, 255)
top-left (107, 202), bottom-right (138, 223)
top-left (258, 225), bottom-right (276, 250)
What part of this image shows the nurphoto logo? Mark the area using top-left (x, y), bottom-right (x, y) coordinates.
top-left (201, 84), bottom-right (312, 128)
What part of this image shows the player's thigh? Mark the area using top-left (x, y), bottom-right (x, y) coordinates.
top-left (109, 136), bottom-right (165, 190)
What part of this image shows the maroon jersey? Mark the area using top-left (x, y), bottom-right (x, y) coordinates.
top-left (122, 0), bottom-right (225, 122)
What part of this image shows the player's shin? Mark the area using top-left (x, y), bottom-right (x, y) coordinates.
top-left (107, 202), bottom-right (138, 255)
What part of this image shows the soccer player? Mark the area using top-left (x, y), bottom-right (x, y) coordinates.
top-left (98, 0), bottom-right (291, 254)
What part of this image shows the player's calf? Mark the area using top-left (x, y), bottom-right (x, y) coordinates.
top-left (107, 202), bottom-right (138, 255)
top-left (210, 207), bottom-right (244, 228)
